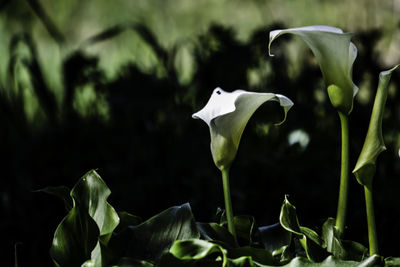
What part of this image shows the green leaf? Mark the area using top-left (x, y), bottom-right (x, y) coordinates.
top-left (280, 255), bottom-right (381, 267)
top-left (161, 239), bottom-right (380, 267)
top-left (35, 186), bottom-right (72, 210)
top-left (279, 196), bottom-right (328, 262)
top-left (197, 222), bottom-right (237, 248)
top-left (71, 170), bottom-right (120, 243)
top-left (279, 196), bottom-right (302, 236)
top-left (108, 203), bottom-right (200, 263)
top-left (160, 239), bottom-right (227, 267)
top-left (269, 26), bottom-right (357, 114)
top-left (220, 214), bottom-right (257, 246)
top-left (353, 65), bottom-right (399, 186)
top-left (50, 170), bottom-right (120, 267)
top-left (50, 201), bottom-right (100, 267)
top-left (385, 257), bottom-right (400, 266)
top-left (229, 246), bottom-right (276, 266)
top-left (234, 215), bottom-right (256, 246)
top-left (321, 218), bottom-right (368, 261)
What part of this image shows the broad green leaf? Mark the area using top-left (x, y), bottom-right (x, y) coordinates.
top-left (280, 255), bottom-right (381, 267)
top-left (197, 222), bottom-right (237, 248)
top-left (228, 256), bottom-right (255, 267)
top-left (279, 196), bottom-right (328, 262)
top-left (50, 170), bottom-right (120, 267)
top-left (269, 26), bottom-right (357, 114)
top-left (35, 186), bottom-right (72, 210)
top-left (220, 214), bottom-right (257, 246)
top-left (161, 239), bottom-right (380, 267)
top-left (50, 203), bottom-right (100, 267)
top-left (353, 65), bottom-right (399, 186)
top-left (193, 88), bottom-right (293, 170)
top-left (279, 196), bottom-right (302, 236)
top-left (160, 239), bottom-right (227, 267)
top-left (321, 218), bottom-right (367, 261)
top-left (71, 170), bottom-right (120, 243)
top-left (163, 239), bottom-right (275, 267)
top-left (108, 203), bottom-right (200, 263)
top-left (385, 257), bottom-right (400, 266)
top-left (81, 260), bottom-right (95, 267)
top-left (234, 215), bottom-right (256, 246)
top-left (229, 246), bottom-right (276, 266)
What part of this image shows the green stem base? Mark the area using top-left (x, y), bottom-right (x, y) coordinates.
top-left (221, 168), bottom-right (237, 242)
top-left (365, 184), bottom-right (379, 255)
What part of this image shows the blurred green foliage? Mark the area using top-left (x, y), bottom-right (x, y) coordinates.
top-left (0, 1), bottom-right (400, 266)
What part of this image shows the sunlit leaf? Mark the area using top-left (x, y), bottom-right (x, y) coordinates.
top-left (279, 255), bottom-right (381, 267)
top-left (229, 246), bottom-right (276, 266)
top-left (279, 196), bottom-right (328, 262)
top-left (353, 65), bottom-right (399, 186)
top-left (385, 257), bottom-right (400, 266)
top-left (160, 239), bottom-right (227, 267)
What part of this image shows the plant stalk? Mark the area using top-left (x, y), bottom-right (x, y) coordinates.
top-left (221, 168), bottom-right (237, 242)
top-left (335, 111), bottom-right (350, 236)
top-left (364, 184), bottom-right (378, 255)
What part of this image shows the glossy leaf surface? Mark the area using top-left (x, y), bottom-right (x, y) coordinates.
top-left (279, 196), bottom-right (328, 262)
top-left (321, 218), bottom-right (368, 260)
top-left (108, 203), bottom-right (200, 263)
top-left (50, 170), bottom-right (121, 267)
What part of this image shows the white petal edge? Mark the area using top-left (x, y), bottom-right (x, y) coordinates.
top-left (269, 25), bottom-right (345, 57)
top-left (192, 88), bottom-right (294, 126)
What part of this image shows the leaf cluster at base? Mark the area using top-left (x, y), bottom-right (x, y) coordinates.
top-left (43, 170), bottom-right (397, 267)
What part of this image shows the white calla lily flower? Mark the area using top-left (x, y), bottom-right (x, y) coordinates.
top-left (269, 25), bottom-right (358, 114)
top-left (193, 87), bottom-right (293, 171)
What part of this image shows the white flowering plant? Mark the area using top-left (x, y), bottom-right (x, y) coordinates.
top-left (41, 26), bottom-right (399, 267)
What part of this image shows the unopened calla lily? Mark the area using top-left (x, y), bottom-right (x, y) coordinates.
top-left (352, 65), bottom-right (399, 256)
top-left (192, 87), bottom-right (293, 171)
top-left (353, 65), bottom-right (400, 187)
top-left (268, 25), bottom-right (358, 115)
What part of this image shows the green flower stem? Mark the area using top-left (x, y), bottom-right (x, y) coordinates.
top-left (221, 168), bottom-right (237, 242)
top-left (364, 184), bottom-right (378, 255)
top-left (335, 111), bottom-right (350, 236)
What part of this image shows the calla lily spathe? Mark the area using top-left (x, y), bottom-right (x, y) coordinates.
top-left (193, 87), bottom-right (293, 171)
top-left (353, 65), bottom-right (399, 187)
top-left (269, 25), bottom-right (358, 114)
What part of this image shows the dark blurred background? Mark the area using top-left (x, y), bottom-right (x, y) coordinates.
top-left (1, 0), bottom-right (400, 266)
